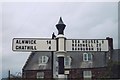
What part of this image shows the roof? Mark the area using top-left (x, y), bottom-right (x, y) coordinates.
top-left (22, 52), bottom-right (35, 70)
top-left (22, 49), bottom-right (120, 70)
top-left (22, 52), bottom-right (52, 70)
top-left (112, 49), bottom-right (120, 62)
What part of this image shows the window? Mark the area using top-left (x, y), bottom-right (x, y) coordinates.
top-left (38, 56), bottom-right (49, 65)
top-left (83, 71), bottom-right (92, 78)
top-left (88, 53), bottom-right (92, 61)
top-left (83, 53), bottom-right (87, 61)
top-left (83, 53), bottom-right (92, 61)
top-left (64, 56), bottom-right (72, 68)
top-left (36, 72), bottom-right (44, 79)
top-left (64, 75), bottom-right (68, 80)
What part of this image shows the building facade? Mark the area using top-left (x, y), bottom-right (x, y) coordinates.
top-left (22, 18), bottom-right (119, 79)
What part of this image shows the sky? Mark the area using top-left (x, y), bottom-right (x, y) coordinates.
top-left (1, 1), bottom-right (119, 79)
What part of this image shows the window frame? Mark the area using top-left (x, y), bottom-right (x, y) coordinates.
top-left (64, 56), bottom-right (72, 68)
top-left (83, 71), bottom-right (92, 78)
top-left (83, 53), bottom-right (92, 61)
top-left (36, 72), bottom-right (44, 79)
top-left (38, 56), bottom-right (49, 65)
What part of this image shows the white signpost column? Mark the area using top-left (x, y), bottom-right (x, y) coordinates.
top-left (56, 35), bottom-right (66, 78)
top-left (55, 17), bottom-right (66, 79)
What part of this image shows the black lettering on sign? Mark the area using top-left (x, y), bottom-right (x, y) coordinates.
top-left (100, 48), bottom-right (101, 51)
top-left (75, 44), bottom-right (77, 47)
top-left (83, 48), bottom-right (85, 51)
top-left (85, 40), bottom-right (87, 43)
top-left (97, 40), bottom-right (99, 43)
top-left (72, 48), bottom-right (74, 50)
top-left (49, 41), bottom-right (51, 44)
top-left (86, 48), bottom-right (88, 50)
top-left (86, 44), bottom-right (87, 47)
top-left (72, 44), bottom-right (74, 47)
top-left (49, 46), bottom-right (51, 50)
top-left (81, 48), bottom-right (82, 51)
top-left (94, 40), bottom-right (95, 43)
top-left (16, 40), bottom-right (19, 44)
top-left (96, 44), bottom-right (98, 47)
top-left (80, 44), bottom-right (82, 47)
top-left (99, 43), bottom-right (101, 47)
top-left (89, 48), bottom-right (91, 50)
top-left (78, 44), bottom-right (79, 47)
top-left (91, 40), bottom-right (93, 43)
top-left (91, 44), bottom-right (93, 47)
top-left (92, 48), bottom-right (94, 50)
top-left (15, 45), bottom-right (37, 50)
top-left (83, 44), bottom-right (85, 47)
top-left (88, 44), bottom-right (90, 47)
top-left (16, 40), bottom-right (36, 44)
top-left (47, 40), bottom-right (51, 44)
top-left (83, 40), bottom-right (84, 43)
top-left (75, 48), bottom-right (77, 50)
top-left (72, 40), bottom-right (74, 43)
top-left (75, 40), bottom-right (77, 43)
top-left (97, 48), bottom-right (99, 51)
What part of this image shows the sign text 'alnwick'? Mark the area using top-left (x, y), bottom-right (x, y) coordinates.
top-left (15, 39), bottom-right (37, 50)
top-left (12, 38), bottom-right (56, 51)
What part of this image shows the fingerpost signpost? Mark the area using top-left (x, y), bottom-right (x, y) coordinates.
top-left (12, 17), bottom-right (109, 79)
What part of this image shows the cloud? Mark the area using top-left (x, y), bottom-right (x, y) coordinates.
top-left (65, 2), bottom-right (118, 38)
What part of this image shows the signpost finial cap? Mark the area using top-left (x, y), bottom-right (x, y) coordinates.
top-left (58, 17), bottom-right (64, 24)
top-left (56, 17), bottom-right (66, 35)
